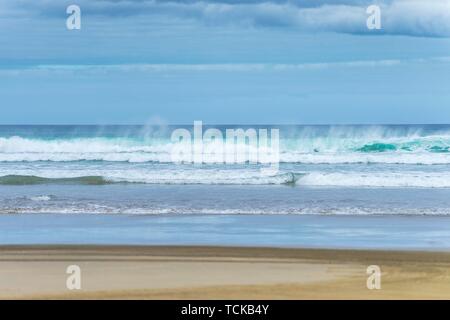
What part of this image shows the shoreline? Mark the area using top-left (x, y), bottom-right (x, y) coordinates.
top-left (1, 245), bottom-right (450, 299)
top-left (2, 213), bottom-right (450, 250)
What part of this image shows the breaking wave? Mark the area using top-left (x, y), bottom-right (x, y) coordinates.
top-left (0, 133), bottom-right (449, 164)
top-left (0, 175), bottom-right (113, 185)
top-left (0, 172), bottom-right (302, 186)
top-left (1, 171), bottom-right (450, 188)
top-left (0, 125), bottom-right (449, 188)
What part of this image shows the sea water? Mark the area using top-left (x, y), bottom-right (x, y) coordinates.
top-left (0, 125), bottom-right (449, 248)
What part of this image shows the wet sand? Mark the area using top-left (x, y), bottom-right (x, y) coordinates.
top-left (1, 245), bottom-right (450, 299)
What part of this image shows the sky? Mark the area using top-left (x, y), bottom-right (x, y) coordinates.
top-left (0, 0), bottom-right (450, 124)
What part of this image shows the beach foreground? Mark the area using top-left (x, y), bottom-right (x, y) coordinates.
top-left (1, 245), bottom-right (450, 299)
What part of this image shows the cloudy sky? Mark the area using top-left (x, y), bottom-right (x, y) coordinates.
top-left (0, 0), bottom-right (449, 124)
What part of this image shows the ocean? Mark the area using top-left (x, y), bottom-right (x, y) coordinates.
top-left (1, 124), bottom-right (449, 248)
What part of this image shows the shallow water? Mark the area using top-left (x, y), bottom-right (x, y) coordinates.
top-left (1, 213), bottom-right (450, 250)
top-left (1, 184), bottom-right (450, 216)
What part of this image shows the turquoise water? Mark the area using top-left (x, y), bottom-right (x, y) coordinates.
top-left (1, 125), bottom-right (450, 215)
top-left (1, 125), bottom-right (450, 247)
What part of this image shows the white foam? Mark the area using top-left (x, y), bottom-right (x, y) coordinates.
top-left (29, 195), bottom-right (52, 201)
top-left (0, 136), bottom-right (449, 164)
top-left (1, 166), bottom-right (450, 188)
top-left (280, 152), bottom-right (450, 165)
top-left (2, 206), bottom-right (450, 216)
top-left (298, 171), bottom-right (450, 188)
top-left (0, 167), bottom-right (297, 185)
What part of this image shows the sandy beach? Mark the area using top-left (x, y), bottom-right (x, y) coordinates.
top-left (0, 245), bottom-right (450, 299)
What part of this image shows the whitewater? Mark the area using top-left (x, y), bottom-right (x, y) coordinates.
top-left (0, 125), bottom-right (449, 187)
top-left (1, 125), bottom-right (450, 216)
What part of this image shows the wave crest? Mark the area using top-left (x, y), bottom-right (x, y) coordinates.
top-left (1, 171), bottom-right (450, 188)
top-left (0, 175), bottom-right (112, 185)
top-left (0, 135), bottom-right (449, 164)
